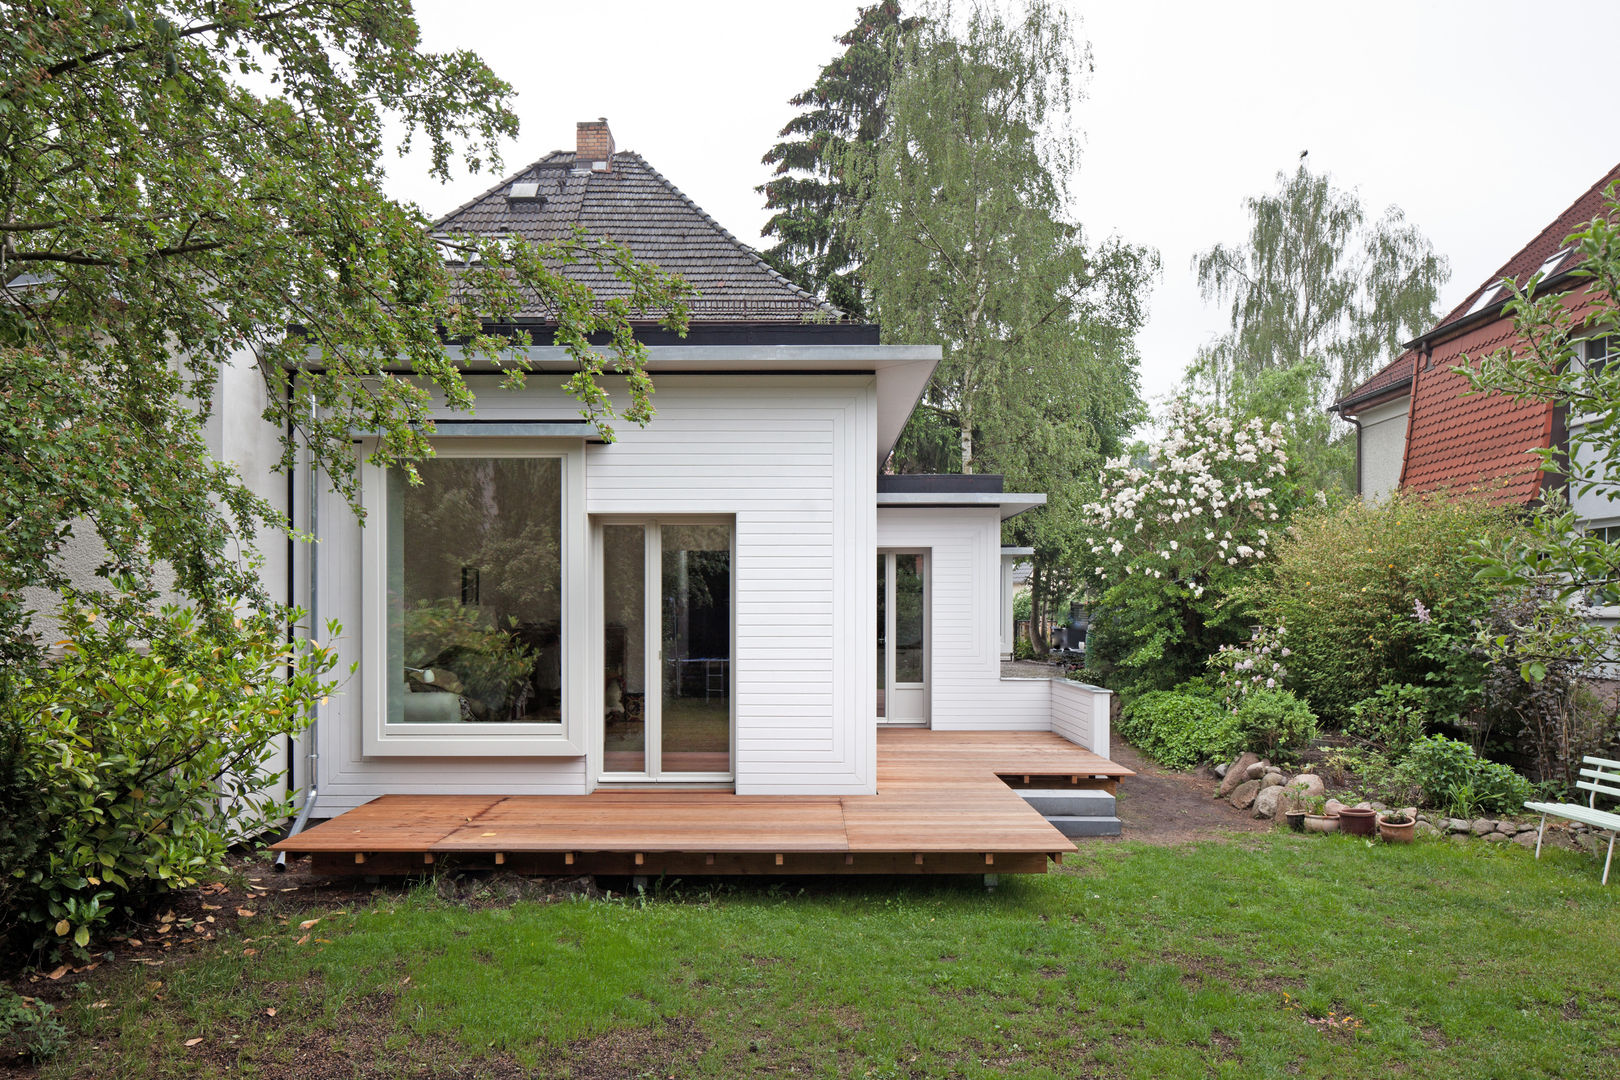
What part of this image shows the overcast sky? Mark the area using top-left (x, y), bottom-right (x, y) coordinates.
top-left (390, 0), bottom-right (1620, 414)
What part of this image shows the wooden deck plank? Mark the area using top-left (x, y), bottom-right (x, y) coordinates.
top-left (273, 731), bottom-right (1130, 870)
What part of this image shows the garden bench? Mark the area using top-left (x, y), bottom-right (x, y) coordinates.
top-left (1525, 756), bottom-right (1620, 885)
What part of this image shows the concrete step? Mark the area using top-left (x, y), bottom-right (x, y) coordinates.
top-left (1020, 788), bottom-right (1117, 818)
top-left (1047, 815), bottom-right (1123, 838)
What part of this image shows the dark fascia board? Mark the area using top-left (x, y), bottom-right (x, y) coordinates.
top-left (282, 321), bottom-right (882, 348)
top-left (1334, 376), bottom-right (1414, 417)
top-left (877, 473), bottom-right (1006, 495)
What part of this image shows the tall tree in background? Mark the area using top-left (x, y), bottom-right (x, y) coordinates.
top-left (757, 2), bottom-right (918, 318)
top-left (1187, 165), bottom-right (1449, 491)
top-left (852, 0), bottom-right (1156, 647)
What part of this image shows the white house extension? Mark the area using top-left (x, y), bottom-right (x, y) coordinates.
top-left (273, 121), bottom-right (1125, 875)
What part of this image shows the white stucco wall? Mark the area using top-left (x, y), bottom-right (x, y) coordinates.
top-left (1355, 395), bottom-right (1410, 502)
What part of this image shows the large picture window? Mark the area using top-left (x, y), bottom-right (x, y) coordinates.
top-left (363, 441), bottom-right (586, 756)
top-left (386, 456), bottom-right (564, 728)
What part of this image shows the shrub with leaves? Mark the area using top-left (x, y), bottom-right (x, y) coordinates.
top-left (1209, 622), bottom-right (1290, 706)
top-left (1084, 402), bottom-right (1298, 699)
top-left (1, 593), bottom-right (338, 958)
top-left (1242, 492), bottom-right (1523, 727)
top-left (1345, 684), bottom-right (1433, 756)
top-left (1231, 689), bottom-right (1318, 762)
top-left (1117, 686), bottom-right (1239, 770)
top-left (1402, 734), bottom-right (1535, 816)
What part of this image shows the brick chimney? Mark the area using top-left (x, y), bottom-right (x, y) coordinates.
top-left (575, 118), bottom-right (614, 173)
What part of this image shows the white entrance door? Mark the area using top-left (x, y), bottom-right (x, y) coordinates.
top-left (599, 520), bottom-right (734, 783)
top-left (877, 550), bottom-right (929, 725)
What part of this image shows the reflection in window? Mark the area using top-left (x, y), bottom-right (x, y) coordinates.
top-left (386, 457), bottom-right (562, 725)
top-left (894, 553), bottom-right (925, 683)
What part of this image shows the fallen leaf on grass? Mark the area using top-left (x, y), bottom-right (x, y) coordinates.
top-left (298, 919), bottom-right (319, 930)
top-left (265, 1008), bottom-right (277, 1017)
top-left (296, 934), bottom-right (310, 946)
top-left (46, 966), bottom-right (67, 981)
top-left (236, 909), bottom-right (256, 918)
top-left (184, 1037), bottom-right (203, 1047)
top-left (128, 938), bottom-right (143, 947)
top-left (401, 976), bottom-right (411, 986)
top-left (242, 948), bottom-right (258, 957)
top-left (90, 1001), bottom-right (110, 1010)
top-left (201, 903), bottom-right (222, 911)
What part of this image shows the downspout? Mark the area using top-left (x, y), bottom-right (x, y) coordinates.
top-left (1331, 402), bottom-right (1363, 496)
top-left (275, 380), bottom-right (320, 870)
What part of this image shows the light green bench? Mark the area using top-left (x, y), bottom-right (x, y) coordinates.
top-left (1525, 755), bottom-right (1620, 885)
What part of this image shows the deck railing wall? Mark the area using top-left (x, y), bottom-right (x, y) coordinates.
top-left (1049, 678), bottom-right (1112, 760)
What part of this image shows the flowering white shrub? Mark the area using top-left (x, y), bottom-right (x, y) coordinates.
top-left (1085, 401), bottom-right (1289, 596)
top-left (1210, 622), bottom-right (1291, 706)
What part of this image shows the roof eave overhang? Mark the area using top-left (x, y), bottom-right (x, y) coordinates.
top-left (1333, 379), bottom-right (1413, 417)
top-left (877, 491), bottom-right (1047, 520)
top-left (1402, 266), bottom-right (1587, 354)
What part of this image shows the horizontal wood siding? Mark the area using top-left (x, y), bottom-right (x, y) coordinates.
top-left (306, 374), bottom-right (876, 814)
top-left (1051, 678), bottom-right (1112, 758)
top-left (876, 508), bottom-right (1050, 730)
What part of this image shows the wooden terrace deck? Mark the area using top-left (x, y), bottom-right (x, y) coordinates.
top-left (273, 730), bottom-right (1133, 876)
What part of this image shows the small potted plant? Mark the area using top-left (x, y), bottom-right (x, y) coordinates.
top-left (1377, 809), bottom-right (1416, 844)
top-left (1301, 795), bottom-right (1339, 834)
top-left (1283, 782), bottom-right (1310, 832)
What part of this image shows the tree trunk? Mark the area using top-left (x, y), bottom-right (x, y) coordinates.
top-left (959, 397), bottom-right (973, 475)
top-left (1030, 564), bottom-right (1047, 654)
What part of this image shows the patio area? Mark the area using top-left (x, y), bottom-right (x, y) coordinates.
top-left (272, 729), bottom-right (1133, 877)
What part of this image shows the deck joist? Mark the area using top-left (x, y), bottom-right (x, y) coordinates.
top-left (274, 730), bottom-right (1132, 876)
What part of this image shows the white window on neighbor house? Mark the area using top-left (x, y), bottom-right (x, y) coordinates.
top-left (360, 440), bottom-right (587, 756)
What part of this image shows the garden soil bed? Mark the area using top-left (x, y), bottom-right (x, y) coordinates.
top-left (1107, 741), bottom-right (1272, 844)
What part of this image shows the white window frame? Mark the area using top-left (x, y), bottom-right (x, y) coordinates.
top-left (360, 438), bottom-right (588, 757)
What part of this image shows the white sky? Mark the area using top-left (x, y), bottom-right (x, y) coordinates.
top-left (391, 0), bottom-right (1620, 415)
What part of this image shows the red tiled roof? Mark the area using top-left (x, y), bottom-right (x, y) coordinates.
top-left (1432, 161), bottom-right (1620, 334)
top-left (1400, 315), bottom-right (1553, 504)
top-left (1336, 352), bottom-right (1415, 413)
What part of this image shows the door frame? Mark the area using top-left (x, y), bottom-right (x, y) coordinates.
top-left (592, 516), bottom-right (737, 786)
top-left (877, 548), bottom-right (930, 727)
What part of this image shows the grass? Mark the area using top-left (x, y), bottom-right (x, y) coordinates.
top-left (31, 832), bottom-right (1620, 1079)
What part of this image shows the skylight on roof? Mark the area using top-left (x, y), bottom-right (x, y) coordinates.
top-left (1536, 248), bottom-right (1571, 281)
top-left (507, 181), bottom-right (542, 201)
top-left (1465, 282), bottom-right (1505, 316)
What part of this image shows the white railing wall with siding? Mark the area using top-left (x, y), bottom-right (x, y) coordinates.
top-left (1049, 678), bottom-right (1111, 760)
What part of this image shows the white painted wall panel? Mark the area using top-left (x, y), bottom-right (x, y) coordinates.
top-left (1355, 395), bottom-right (1410, 503)
top-left (305, 374), bottom-right (877, 812)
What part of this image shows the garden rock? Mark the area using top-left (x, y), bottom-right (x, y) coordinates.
top-left (1290, 774), bottom-right (1326, 800)
top-left (1470, 819), bottom-right (1495, 836)
top-left (1415, 821), bottom-right (1441, 838)
top-left (1325, 798), bottom-right (1349, 817)
top-left (1245, 761), bottom-right (1269, 781)
top-left (1219, 754), bottom-right (1261, 797)
top-left (1261, 772), bottom-right (1285, 788)
top-left (1513, 831), bottom-right (1539, 850)
top-left (1370, 801), bottom-right (1388, 812)
top-left (1496, 821), bottom-right (1517, 835)
top-left (1482, 832), bottom-right (1508, 843)
top-left (1213, 762), bottom-right (1229, 779)
top-left (1253, 784), bottom-right (1290, 819)
top-left (1230, 780), bottom-right (1262, 810)
top-left (1400, 807), bottom-right (1418, 822)
top-left (1447, 818), bottom-right (1470, 834)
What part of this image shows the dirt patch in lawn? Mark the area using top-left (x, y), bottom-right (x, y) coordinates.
top-left (1107, 741), bottom-right (1272, 845)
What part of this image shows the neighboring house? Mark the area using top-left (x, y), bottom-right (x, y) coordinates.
top-left (1334, 162), bottom-right (1620, 509)
top-left (255, 119), bottom-right (1120, 868)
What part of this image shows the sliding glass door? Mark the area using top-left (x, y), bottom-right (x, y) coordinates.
top-left (601, 520), bottom-right (733, 781)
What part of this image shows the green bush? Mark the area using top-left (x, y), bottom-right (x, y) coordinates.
top-left (1, 596), bottom-right (337, 959)
top-left (1345, 684), bottom-right (1432, 755)
top-left (1403, 734), bottom-right (1534, 816)
top-left (0, 987), bottom-right (66, 1062)
top-left (1242, 493), bottom-right (1524, 727)
top-left (1118, 686), bottom-right (1239, 770)
top-left (1232, 689), bottom-right (1318, 761)
top-left (1085, 574), bottom-right (1254, 700)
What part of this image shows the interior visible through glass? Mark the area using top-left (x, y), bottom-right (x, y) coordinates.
top-left (894, 553), bottom-right (924, 683)
top-left (661, 523), bottom-right (732, 773)
top-left (876, 553), bottom-right (887, 717)
top-left (602, 524), bottom-right (647, 772)
top-left (386, 457), bottom-right (562, 725)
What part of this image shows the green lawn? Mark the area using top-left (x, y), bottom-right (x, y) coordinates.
top-left (34, 833), bottom-right (1620, 1079)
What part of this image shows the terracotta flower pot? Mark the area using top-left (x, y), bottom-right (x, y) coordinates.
top-left (1338, 807), bottom-right (1378, 837)
top-left (1303, 813), bottom-right (1340, 834)
top-left (1284, 810), bottom-right (1307, 832)
top-left (1377, 814), bottom-right (1416, 844)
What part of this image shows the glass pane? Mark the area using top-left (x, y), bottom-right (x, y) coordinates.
top-left (602, 525), bottom-right (646, 772)
top-left (661, 523), bottom-right (731, 773)
top-left (894, 554), bottom-right (925, 683)
top-left (876, 553), bottom-right (886, 717)
top-left (386, 457), bottom-right (562, 725)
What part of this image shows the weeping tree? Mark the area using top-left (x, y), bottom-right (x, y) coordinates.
top-left (852, 0), bottom-right (1155, 648)
top-left (757, 1), bottom-right (919, 318)
top-left (1187, 164), bottom-right (1449, 491)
